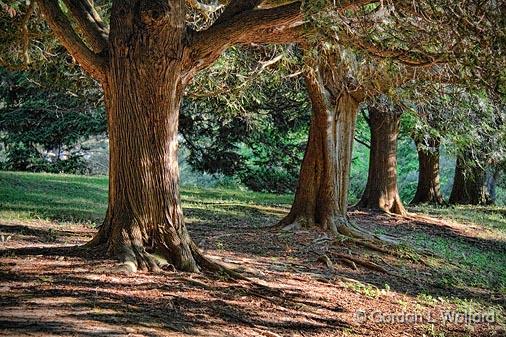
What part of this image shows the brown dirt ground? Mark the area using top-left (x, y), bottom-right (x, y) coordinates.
top-left (0, 209), bottom-right (505, 337)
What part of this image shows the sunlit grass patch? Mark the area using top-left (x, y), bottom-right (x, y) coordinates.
top-left (412, 232), bottom-right (506, 294)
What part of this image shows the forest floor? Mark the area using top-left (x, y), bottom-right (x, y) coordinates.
top-left (0, 171), bottom-right (505, 337)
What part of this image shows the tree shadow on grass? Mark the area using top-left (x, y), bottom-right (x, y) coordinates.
top-left (2, 173), bottom-right (505, 333)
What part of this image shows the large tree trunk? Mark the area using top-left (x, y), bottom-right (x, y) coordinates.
top-left (88, 1), bottom-right (201, 272)
top-left (36, 0), bottom-right (310, 274)
top-left (449, 156), bottom-right (490, 205)
top-left (411, 136), bottom-right (445, 205)
top-left (278, 65), bottom-right (359, 234)
top-left (356, 106), bottom-right (406, 215)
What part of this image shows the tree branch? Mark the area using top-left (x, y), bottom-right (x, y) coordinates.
top-left (361, 108), bottom-right (370, 127)
top-left (354, 136), bottom-right (370, 148)
top-left (61, 0), bottom-right (109, 53)
top-left (20, 1), bottom-right (35, 65)
top-left (187, 0), bottom-right (381, 76)
top-left (36, 0), bottom-right (107, 81)
top-left (188, 1), bottom-right (303, 73)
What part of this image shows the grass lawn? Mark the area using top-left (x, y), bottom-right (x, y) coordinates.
top-left (0, 171), bottom-right (293, 225)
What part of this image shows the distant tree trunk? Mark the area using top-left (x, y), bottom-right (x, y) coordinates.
top-left (486, 169), bottom-right (500, 205)
top-left (449, 156), bottom-right (490, 205)
top-left (278, 63), bottom-right (360, 234)
top-left (411, 136), bottom-right (445, 205)
top-left (356, 106), bottom-right (406, 215)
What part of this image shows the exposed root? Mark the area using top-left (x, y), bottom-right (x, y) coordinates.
top-left (82, 224), bottom-right (109, 250)
top-left (316, 254), bottom-right (334, 271)
top-left (275, 215), bottom-right (436, 274)
top-left (280, 222), bottom-right (301, 232)
top-left (115, 244), bottom-right (164, 273)
top-left (337, 257), bottom-right (358, 270)
top-left (334, 222), bottom-right (399, 246)
top-left (333, 253), bottom-right (392, 275)
top-left (189, 242), bottom-right (274, 289)
top-left (189, 241), bottom-right (249, 279)
top-left (84, 220), bottom-right (269, 285)
top-left (272, 214), bottom-right (314, 232)
top-left (316, 251), bottom-right (394, 275)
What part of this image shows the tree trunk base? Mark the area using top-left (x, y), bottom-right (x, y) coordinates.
top-left (276, 214), bottom-right (316, 231)
top-left (410, 198), bottom-right (447, 207)
top-left (354, 194), bottom-right (408, 216)
top-left (275, 212), bottom-right (399, 247)
top-left (84, 222), bottom-right (250, 279)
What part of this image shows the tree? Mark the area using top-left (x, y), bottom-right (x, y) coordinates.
top-left (411, 135), bottom-right (445, 205)
top-left (26, 0), bottom-right (382, 273)
top-left (449, 154), bottom-right (491, 205)
top-left (435, 87), bottom-right (506, 206)
top-left (181, 46), bottom-right (310, 194)
top-left (409, 105), bottom-right (446, 206)
top-left (279, 0), bottom-right (506, 230)
top-left (0, 62), bottom-right (105, 173)
top-left (7, 0), bottom-right (504, 271)
top-left (355, 100), bottom-right (407, 215)
top-left (277, 52), bottom-right (362, 234)
top-left (37, 0), bottom-right (311, 273)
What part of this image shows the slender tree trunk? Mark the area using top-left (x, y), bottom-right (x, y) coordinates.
top-left (411, 136), bottom-right (445, 205)
top-left (88, 1), bottom-right (201, 272)
top-left (278, 65), bottom-right (359, 234)
top-left (486, 169), bottom-right (500, 205)
top-left (356, 106), bottom-right (406, 215)
top-left (449, 156), bottom-right (490, 205)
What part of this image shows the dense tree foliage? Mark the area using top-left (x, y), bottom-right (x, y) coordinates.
top-left (0, 58), bottom-right (105, 173)
top-left (181, 46), bottom-right (310, 193)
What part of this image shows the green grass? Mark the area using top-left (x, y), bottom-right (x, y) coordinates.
top-left (0, 171), bottom-right (108, 224)
top-left (408, 204), bottom-right (506, 294)
top-left (410, 204), bottom-right (506, 233)
top-left (0, 171), bottom-right (292, 226)
top-left (412, 232), bottom-right (506, 294)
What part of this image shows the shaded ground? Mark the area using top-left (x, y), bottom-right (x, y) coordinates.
top-left (0, 172), bottom-right (505, 336)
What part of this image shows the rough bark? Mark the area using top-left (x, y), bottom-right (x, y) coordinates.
top-left (78, 1), bottom-right (309, 273)
top-left (411, 136), bottom-right (445, 205)
top-left (449, 156), bottom-right (490, 205)
top-left (85, 0), bottom-right (203, 272)
top-left (278, 63), bottom-right (360, 234)
top-left (37, 0), bottom-right (107, 81)
top-left (61, 0), bottom-right (109, 53)
top-left (356, 106), bottom-right (406, 215)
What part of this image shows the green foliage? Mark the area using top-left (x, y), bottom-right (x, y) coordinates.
top-left (181, 46), bottom-right (310, 193)
top-left (348, 109), bottom-right (370, 204)
top-left (396, 138), bottom-right (419, 201)
top-left (405, 85), bottom-right (506, 202)
top-left (0, 60), bottom-right (105, 173)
